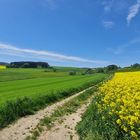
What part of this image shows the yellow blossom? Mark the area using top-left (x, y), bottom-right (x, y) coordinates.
top-left (98, 72), bottom-right (140, 139)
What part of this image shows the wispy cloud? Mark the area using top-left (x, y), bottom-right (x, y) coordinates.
top-left (108, 38), bottom-right (140, 54)
top-left (102, 0), bottom-right (114, 13)
top-left (102, 21), bottom-right (115, 29)
top-left (127, 0), bottom-right (140, 25)
top-left (0, 43), bottom-right (108, 65)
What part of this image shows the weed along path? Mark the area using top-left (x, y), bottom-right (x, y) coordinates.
top-left (0, 86), bottom-right (94, 140)
top-left (38, 97), bottom-right (92, 140)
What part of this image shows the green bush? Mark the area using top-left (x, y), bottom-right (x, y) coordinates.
top-left (69, 71), bottom-right (76, 75)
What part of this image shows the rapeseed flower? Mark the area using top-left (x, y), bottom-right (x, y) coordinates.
top-left (98, 72), bottom-right (140, 139)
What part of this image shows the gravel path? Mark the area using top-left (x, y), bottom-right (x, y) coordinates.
top-left (38, 98), bottom-right (91, 140)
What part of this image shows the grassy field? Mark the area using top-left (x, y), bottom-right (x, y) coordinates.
top-left (0, 67), bottom-right (86, 82)
top-left (0, 68), bottom-right (108, 128)
top-left (0, 74), bottom-right (107, 105)
top-left (0, 68), bottom-right (67, 82)
top-left (0, 68), bottom-right (108, 105)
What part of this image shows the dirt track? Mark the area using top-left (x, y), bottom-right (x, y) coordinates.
top-left (0, 87), bottom-right (92, 140)
top-left (38, 97), bottom-right (91, 140)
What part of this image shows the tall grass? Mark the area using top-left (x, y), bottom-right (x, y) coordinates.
top-left (76, 93), bottom-right (129, 140)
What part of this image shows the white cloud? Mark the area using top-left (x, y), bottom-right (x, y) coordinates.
top-left (0, 43), bottom-right (108, 65)
top-left (102, 21), bottom-right (115, 29)
top-left (127, 0), bottom-right (140, 25)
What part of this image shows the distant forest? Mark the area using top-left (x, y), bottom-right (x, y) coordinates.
top-left (7, 61), bottom-right (49, 68)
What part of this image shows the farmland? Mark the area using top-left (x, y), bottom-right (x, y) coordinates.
top-left (0, 68), bottom-right (73, 82)
top-left (1, 68), bottom-right (139, 140)
top-left (0, 68), bottom-right (108, 128)
top-left (0, 67), bottom-right (87, 82)
top-left (0, 72), bottom-right (107, 105)
top-left (77, 72), bottom-right (140, 140)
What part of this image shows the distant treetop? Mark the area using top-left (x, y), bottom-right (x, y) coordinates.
top-left (9, 61), bottom-right (49, 68)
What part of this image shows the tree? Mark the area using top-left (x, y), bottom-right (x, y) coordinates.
top-left (106, 65), bottom-right (119, 72)
top-left (69, 71), bottom-right (76, 75)
top-left (21, 63), bottom-right (30, 68)
top-left (53, 68), bottom-right (57, 72)
top-left (85, 68), bottom-right (94, 74)
top-left (131, 63), bottom-right (140, 68)
top-left (9, 61), bottom-right (49, 68)
top-left (95, 68), bottom-right (105, 73)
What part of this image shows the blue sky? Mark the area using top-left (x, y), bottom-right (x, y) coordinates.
top-left (0, 0), bottom-right (140, 67)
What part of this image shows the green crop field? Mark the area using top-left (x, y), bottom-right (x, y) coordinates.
top-left (0, 68), bottom-right (67, 82)
top-left (0, 68), bottom-right (109, 128)
top-left (0, 67), bottom-right (86, 82)
top-left (0, 70), bottom-right (108, 105)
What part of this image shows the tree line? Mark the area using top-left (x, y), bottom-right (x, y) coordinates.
top-left (7, 61), bottom-right (49, 68)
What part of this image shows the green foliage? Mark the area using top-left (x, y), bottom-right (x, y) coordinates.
top-left (9, 61), bottom-right (49, 68)
top-left (95, 68), bottom-right (105, 73)
top-left (118, 63), bottom-right (140, 72)
top-left (83, 68), bottom-right (95, 75)
top-left (106, 65), bottom-right (119, 71)
top-left (69, 71), bottom-right (77, 75)
top-left (131, 63), bottom-right (140, 68)
top-left (21, 63), bottom-right (30, 68)
top-left (94, 65), bottom-right (119, 74)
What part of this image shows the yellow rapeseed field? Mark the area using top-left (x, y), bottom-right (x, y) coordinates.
top-left (99, 72), bottom-right (140, 139)
top-left (0, 65), bottom-right (6, 70)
